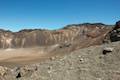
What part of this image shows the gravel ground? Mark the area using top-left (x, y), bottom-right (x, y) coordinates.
top-left (0, 42), bottom-right (120, 80)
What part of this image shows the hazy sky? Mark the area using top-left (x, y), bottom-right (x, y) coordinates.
top-left (0, 0), bottom-right (119, 31)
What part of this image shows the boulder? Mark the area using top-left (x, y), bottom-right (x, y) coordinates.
top-left (104, 21), bottom-right (120, 42)
top-left (0, 66), bottom-right (8, 76)
top-left (113, 21), bottom-right (120, 30)
top-left (103, 47), bottom-right (114, 55)
top-left (110, 21), bottom-right (120, 42)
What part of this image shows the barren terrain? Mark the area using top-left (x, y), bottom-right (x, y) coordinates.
top-left (0, 22), bottom-right (120, 80)
top-left (0, 41), bottom-right (119, 80)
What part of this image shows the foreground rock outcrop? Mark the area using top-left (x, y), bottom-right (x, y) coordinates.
top-left (104, 21), bottom-right (120, 42)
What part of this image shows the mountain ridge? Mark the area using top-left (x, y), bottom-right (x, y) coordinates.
top-left (0, 23), bottom-right (113, 32)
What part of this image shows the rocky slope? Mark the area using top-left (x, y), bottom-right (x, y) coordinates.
top-left (0, 22), bottom-right (120, 80)
top-left (0, 41), bottom-right (120, 80)
top-left (0, 23), bottom-right (111, 49)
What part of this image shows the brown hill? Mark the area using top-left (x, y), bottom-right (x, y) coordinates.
top-left (0, 23), bottom-right (111, 49)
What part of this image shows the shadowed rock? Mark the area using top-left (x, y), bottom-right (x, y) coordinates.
top-left (104, 21), bottom-right (120, 42)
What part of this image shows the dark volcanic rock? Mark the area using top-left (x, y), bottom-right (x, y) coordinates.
top-left (0, 23), bottom-right (111, 48)
top-left (104, 21), bottom-right (120, 42)
top-left (113, 21), bottom-right (120, 30)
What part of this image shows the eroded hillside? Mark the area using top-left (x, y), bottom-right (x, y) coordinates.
top-left (0, 23), bottom-right (111, 48)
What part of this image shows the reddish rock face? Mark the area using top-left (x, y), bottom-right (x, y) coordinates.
top-left (0, 23), bottom-right (111, 49)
